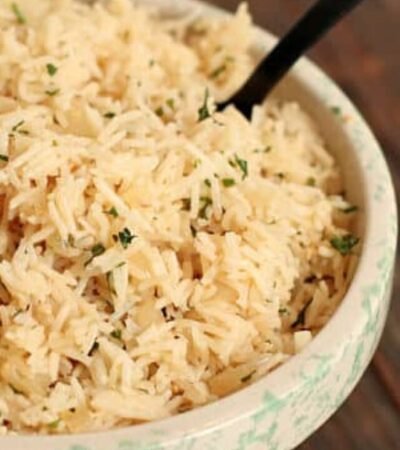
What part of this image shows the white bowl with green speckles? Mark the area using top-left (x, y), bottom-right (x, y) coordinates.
top-left (5, 1), bottom-right (397, 449)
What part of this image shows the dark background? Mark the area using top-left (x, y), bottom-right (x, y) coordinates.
top-left (213, 1), bottom-right (400, 448)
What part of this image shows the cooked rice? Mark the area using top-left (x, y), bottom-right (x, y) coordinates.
top-left (0, 0), bottom-right (358, 435)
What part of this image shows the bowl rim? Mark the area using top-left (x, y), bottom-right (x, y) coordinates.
top-left (3, 0), bottom-right (397, 447)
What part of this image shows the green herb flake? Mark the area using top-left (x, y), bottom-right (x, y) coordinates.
top-left (88, 341), bottom-right (99, 356)
top-left (222, 178), bottom-right (235, 187)
top-left (84, 243), bottom-right (106, 266)
top-left (166, 98), bottom-right (175, 110)
top-left (155, 106), bottom-right (164, 117)
top-left (193, 159), bottom-right (202, 168)
top-left (46, 63), bottom-right (58, 77)
top-left (228, 159), bottom-right (236, 168)
top-left (331, 106), bottom-right (342, 116)
top-left (204, 178), bottom-right (212, 188)
top-left (45, 89), bottom-right (60, 97)
top-left (0, 155), bottom-right (9, 162)
top-left (11, 3), bottom-right (26, 24)
top-left (291, 299), bottom-right (313, 329)
top-left (92, 243), bottom-right (106, 257)
top-left (12, 309), bottom-right (23, 318)
top-left (48, 419), bottom-right (61, 429)
top-left (114, 227), bottom-right (136, 249)
top-left (199, 196), bottom-right (212, 219)
top-left (306, 177), bottom-right (316, 187)
top-left (106, 206), bottom-right (119, 217)
top-left (241, 370), bottom-right (256, 383)
top-left (278, 307), bottom-right (289, 316)
top-left (110, 329), bottom-right (122, 340)
top-left (330, 235), bottom-right (359, 255)
top-left (342, 205), bottom-right (358, 214)
top-left (209, 64), bottom-right (227, 79)
top-left (234, 155), bottom-right (248, 180)
top-left (11, 120), bottom-right (25, 133)
top-left (198, 88), bottom-right (211, 122)
top-left (254, 146), bottom-right (272, 154)
top-left (104, 112), bottom-right (116, 119)
top-left (67, 234), bottom-right (75, 247)
top-left (10, 120), bottom-right (29, 136)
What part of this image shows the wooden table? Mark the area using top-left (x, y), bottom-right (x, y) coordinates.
top-left (214, 1), bottom-right (400, 448)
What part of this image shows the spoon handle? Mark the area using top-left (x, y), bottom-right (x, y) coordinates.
top-left (219, 0), bottom-right (364, 117)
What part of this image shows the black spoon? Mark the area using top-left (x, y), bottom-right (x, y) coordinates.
top-left (218, 0), bottom-right (364, 118)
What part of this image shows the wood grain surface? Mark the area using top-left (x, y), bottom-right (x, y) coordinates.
top-left (212, 0), bottom-right (400, 448)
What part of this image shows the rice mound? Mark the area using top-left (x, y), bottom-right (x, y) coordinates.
top-left (0, 0), bottom-right (358, 435)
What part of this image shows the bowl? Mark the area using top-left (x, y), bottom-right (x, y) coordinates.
top-left (4, 1), bottom-right (397, 449)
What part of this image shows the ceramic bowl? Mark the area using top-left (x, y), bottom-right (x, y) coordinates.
top-left (5, 1), bottom-right (397, 449)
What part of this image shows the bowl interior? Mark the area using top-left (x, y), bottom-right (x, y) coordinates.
top-left (273, 77), bottom-right (366, 238)
top-left (2, 1), bottom-right (397, 449)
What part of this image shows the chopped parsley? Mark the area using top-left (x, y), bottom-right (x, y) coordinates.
top-left (342, 205), bottom-right (358, 214)
top-left (11, 3), bottom-right (25, 24)
top-left (209, 56), bottom-right (234, 79)
top-left (0, 155), bottom-right (9, 162)
top-left (234, 155), bottom-right (248, 180)
top-left (241, 370), bottom-right (256, 383)
top-left (106, 206), bottom-right (119, 217)
top-left (331, 106), bottom-right (342, 116)
top-left (48, 419), bottom-right (61, 429)
top-left (330, 235), bottom-right (359, 255)
top-left (193, 158), bottom-right (202, 168)
top-left (222, 178), bottom-right (235, 187)
top-left (199, 196), bottom-right (212, 219)
top-left (166, 98), bottom-right (175, 110)
top-left (11, 120), bottom-right (25, 133)
top-left (84, 243), bottom-right (106, 266)
top-left (113, 227), bottom-right (136, 249)
top-left (291, 299), bottom-right (313, 329)
top-left (88, 341), bottom-right (99, 356)
top-left (104, 112), bottom-right (116, 119)
top-left (67, 234), bottom-right (75, 247)
top-left (45, 89), bottom-right (60, 97)
top-left (204, 178), bottom-right (212, 188)
top-left (110, 329), bottom-right (122, 340)
top-left (306, 177), bottom-right (316, 187)
top-left (12, 308), bottom-right (24, 318)
top-left (155, 106), bottom-right (164, 117)
top-left (278, 307), bottom-right (289, 316)
top-left (254, 146), bottom-right (272, 154)
top-left (198, 88), bottom-right (211, 122)
top-left (210, 64), bottom-right (227, 79)
top-left (10, 120), bottom-right (29, 136)
top-left (46, 63), bottom-right (58, 77)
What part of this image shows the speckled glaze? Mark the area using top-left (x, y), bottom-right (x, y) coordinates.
top-left (4, 1), bottom-right (397, 449)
